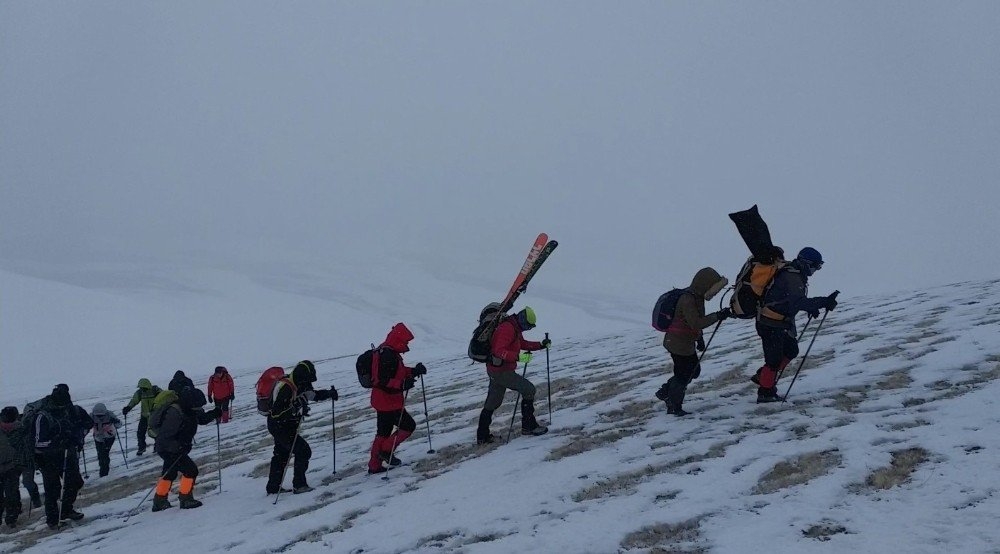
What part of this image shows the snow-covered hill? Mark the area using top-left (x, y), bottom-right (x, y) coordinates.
top-left (3, 278), bottom-right (1000, 553)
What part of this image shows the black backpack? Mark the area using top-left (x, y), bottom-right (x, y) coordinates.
top-left (651, 289), bottom-right (689, 332)
top-left (355, 344), bottom-right (377, 389)
top-left (32, 407), bottom-right (77, 452)
top-left (468, 303), bottom-right (505, 363)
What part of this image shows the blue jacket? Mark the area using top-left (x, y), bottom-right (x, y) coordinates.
top-left (759, 260), bottom-right (828, 328)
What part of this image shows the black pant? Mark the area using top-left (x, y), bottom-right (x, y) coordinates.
top-left (757, 322), bottom-right (799, 368)
top-left (376, 409), bottom-right (416, 437)
top-left (0, 468), bottom-right (21, 524)
top-left (136, 417), bottom-right (149, 452)
top-left (158, 451), bottom-right (198, 481)
top-left (36, 449), bottom-right (84, 525)
top-left (22, 466), bottom-right (39, 501)
top-left (665, 353), bottom-right (700, 410)
top-left (266, 418), bottom-right (311, 492)
top-left (95, 438), bottom-right (115, 477)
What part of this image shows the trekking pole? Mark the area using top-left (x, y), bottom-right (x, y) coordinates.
top-left (419, 376), bottom-right (435, 454)
top-left (382, 391), bottom-right (411, 482)
top-left (215, 418), bottom-right (223, 493)
top-left (82, 444), bottom-right (90, 479)
top-left (331, 398), bottom-right (337, 474)
top-left (506, 360), bottom-right (530, 444)
top-left (698, 321), bottom-right (722, 364)
top-left (123, 454), bottom-right (184, 522)
top-left (544, 333), bottom-right (552, 424)
top-left (273, 421), bottom-right (302, 505)
top-left (124, 412), bottom-right (128, 454)
top-left (782, 308), bottom-right (833, 403)
top-left (114, 427), bottom-right (130, 469)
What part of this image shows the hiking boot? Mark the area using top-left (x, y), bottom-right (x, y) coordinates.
top-left (293, 485), bottom-right (314, 494)
top-left (367, 466), bottom-right (388, 475)
top-left (5, 519), bottom-right (17, 529)
top-left (266, 487), bottom-right (291, 495)
top-left (378, 452), bottom-right (401, 468)
top-left (46, 521), bottom-right (64, 531)
top-left (522, 424), bottom-right (549, 436)
top-left (151, 494), bottom-right (172, 512)
top-left (30, 495), bottom-right (42, 509)
top-left (60, 508), bottom-right (84, 521)
top-left (477, 433), bottom-right (497, 445)
top-left (667, 404), bottom-right (691, 417)
top-left (757, 387), bottom-right (783, 403)
top-left (135, 448), bottom-right (146, 456)
top-left (654, 384), bottom-right (669, 402)
top-left (178, 493), bottom-right (202, 509)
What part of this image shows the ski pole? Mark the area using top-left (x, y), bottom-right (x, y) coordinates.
top-left (506, 361), bottom-right (530, 444)
top-left (382, 391), bottom-right (411, 482)
top-left (82, 444), bottom-right (89, 480)
top-left (782, 309), bottom-right (833, 403)
top-left (216, 418), bottom-right (223, 493)
top-left (123, 454), bottom-right (184, 522)
top-left (273, 421), bottom-right (302, 504)
top-left (124, 412), bottom-right (128, 454)
top-left (419, 376), bottom-right (435, 454)
top-left (115, 427), bottom-right (129, 469)
top-left (330, 397), bottom-right (337, 474)
top-left (544, 333), bottom-right (552, 424)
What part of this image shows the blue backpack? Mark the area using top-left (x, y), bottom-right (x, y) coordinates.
top-left (651, 289), bottom-right (690, 332)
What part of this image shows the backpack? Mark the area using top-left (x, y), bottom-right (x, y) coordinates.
top-left (355, 344), bottom-right (377, 389)
top-left (256, 367), bottom-right (294, 416)
top-left (730, 256), bottom-right (785, 318)
top-left (147, 390), bottom-right (179, 439)
top-left (651, 289), bottom-right (689, 331)
top-left (468, 302), bottom-right (505, 363)
top-left (32, 408), bottom-right (77, 452)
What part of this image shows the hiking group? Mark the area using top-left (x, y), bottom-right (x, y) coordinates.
top-left (0, 206), bottom-right (839, 534)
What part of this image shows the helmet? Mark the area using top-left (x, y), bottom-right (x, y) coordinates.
top-left (797, 247), bottom-right (824, 275)
top-left (516, 307), bottom-right (537, 330)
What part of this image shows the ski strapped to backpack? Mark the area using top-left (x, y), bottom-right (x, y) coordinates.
top-left (256, 367), bottom-right (296, 416)
top-left (468, 233), bottom-right (558, 362)
top-left (355, 344), bottom-right (377, 389)
top-left (651, 289), bottom-right (691, 331)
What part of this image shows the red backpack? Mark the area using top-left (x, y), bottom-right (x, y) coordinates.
top-left (255, 367), bottom-right (294, 416)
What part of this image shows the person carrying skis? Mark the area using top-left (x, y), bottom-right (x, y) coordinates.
top-left (168, 370), bottom-right (195, 393)
top-left (753, 247), bottom-right (838, 403)
top-left (657, 268), bottom-right (731, 416)
top-left (476, 307), bottom-right (550, 444)
top-left (207, 366), bottom-right (235, 423)
top-left (265, 361), bottom-right (338, 494)
top-left (90, 403), bottom-right (122, 477)
top-left (0, 407), bottom-right (31, 528)
top-left (366, 323), bottom-right (427, 474)
top-left (32, 387), bottom-right (92, 530)
top-left (151, 386), bottom-right (220, 511)
top-left (123, 378), bottom-right (162, 456)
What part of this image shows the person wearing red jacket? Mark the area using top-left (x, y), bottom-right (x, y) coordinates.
top-left (367, 323), bottom-right (427, 474)
top-left (207, 366), bottom-right (235, 423)
top-left (476, 307), bottom-right (550, 444)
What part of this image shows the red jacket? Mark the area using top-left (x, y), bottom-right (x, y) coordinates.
top-left (207, 370), bottom-right (235, 401)
top-left (488, 316), bottom-right (543, 374)
top-left (370, 323), bottom-right (415, 412)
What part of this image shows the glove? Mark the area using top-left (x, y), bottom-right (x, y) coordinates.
top-left (696, 337), bottom-right (706, 352)
top-left (717, 308), bottom-right (732, 321)
top-left (518, 352), bottom-right (533, 365)
top-left (412, 363), bottom-right (427, 377)
top-left (403, 377), bottom-right (416, 391)
top-left (122, 406), bottom-right (131, 416)
top-left (806, 308), bottom-right (820, 319)
top-left (824, 296), bottom-right (838, 311)
top-left (329, 386), bottom-right (339, 402)
top-left (301, 403), bottom-right (311, 417)
top-left (540, 338), bottom-right (552, 349)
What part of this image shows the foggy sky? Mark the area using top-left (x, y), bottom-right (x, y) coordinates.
top-left (2, 1), bottom-right (998, 300)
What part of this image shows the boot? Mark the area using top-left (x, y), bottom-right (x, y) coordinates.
top-left (654, 384), bottom-right (669, 402)
top-left (520, 399), bottom-right (548, 436)
top-left (178, 493), bottom-right (203, 509)
top-left (757, 387), bottom-right (783, 403)
top-left (30, 494), bottom-right (42, 509)
top-left (664, 377), bottom-right (689, 416)
top-left (293, 485), bottom-right (314, 494)
top-left (60, 507), bottom-right (84, 521)
top-left (750, 368), bottom-right (762, 385)
top-left (266, 487), bottom-right (291, 495)
top-left (666, 403), bottom-right (690, 417)
top-left (476, 409), bottom-right (496, 444)
top-left (151, 494), bottom-right (172, 512)
top-left (378, 452), bottom-right (401, 468)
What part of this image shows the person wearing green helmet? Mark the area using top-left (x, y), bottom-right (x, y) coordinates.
top-left (476, 306), bottom-right (551, 443)
top-left (122, 378), bottom-right (162, 456)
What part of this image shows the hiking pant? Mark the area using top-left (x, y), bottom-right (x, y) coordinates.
top-left (266, 418), bottom-right (311, 492)
top-left (95, 438), bottom-right (115, 477)
top-left (483, 370), bottom-right (536, 412)
top-left (0, 468), bottom-right (21, 524)
top-left (664, 353), bottom-right (700, 410)
top-left (214, 398), bottom-right (232, 423)
top-left (21, 466), bottom-right (40, 501)
top-left (756, 322), bottom-right (799, 389)
top-left (158, 451), bottom-right (198, 481)
top-left (36, 449), bottom-right (83, 526)
top-left (368, 409), bottom-right (415, 472)
top-left (136, 416), bottom-right (149, 452)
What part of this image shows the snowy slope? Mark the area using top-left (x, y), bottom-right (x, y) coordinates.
top-left (2, 278), bottom-right (1000, 553)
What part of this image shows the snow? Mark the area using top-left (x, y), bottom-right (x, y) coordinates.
top-left (2, 268), bottom-right (999, 553)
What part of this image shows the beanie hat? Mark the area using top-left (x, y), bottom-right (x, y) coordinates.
top-left (0, 406), bottom-right (18, 423)
top-left (51, 387), bottom-right (72, 407)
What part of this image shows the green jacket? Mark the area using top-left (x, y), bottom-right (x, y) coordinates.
top-left (126, 385), bottom-right (163, 418)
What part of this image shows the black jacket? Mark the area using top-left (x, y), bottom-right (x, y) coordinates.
top-left (154, 404), bottom-right (216, 454)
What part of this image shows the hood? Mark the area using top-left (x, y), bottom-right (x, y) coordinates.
top-left (173, 370), bottom-right (186, 380)
top-left (384, 323), bottom-right (414, 353)
top-left (690, 267), bottom-right (728, 300)
top-left (93, 403), bottom-right (109, 417)
top-left (291, 360), bottom-right (317, 387)
top-left (138, 378), bottom-right (152, 390)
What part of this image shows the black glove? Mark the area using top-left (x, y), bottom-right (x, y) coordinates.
top-left (403, 377), bottom-right (416, 391)
top-left (807, 308), bottom-right (820, 319)
top-left (301, 403), bottom-right (311, 417)
top-left (122, 406), bottom-right (131, 416)
top-left (541, 338), bottom-right (552, 349)
top-left (696, 337), bottom-right (706, 352)
top-left (717, 308), bottom-right (732, 321)
top-left (824, 296), bottom-right (838, 311)
top-left (413, 363), bottom-right (427, 377)
top-left (330, 386), bottom-right (339, 402)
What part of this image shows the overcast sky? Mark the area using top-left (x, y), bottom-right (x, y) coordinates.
top-left (2, 2), bottom-right (998, 301)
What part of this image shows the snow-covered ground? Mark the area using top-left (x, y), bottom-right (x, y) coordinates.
top-left (2, 270), bottom-right (1000, 553)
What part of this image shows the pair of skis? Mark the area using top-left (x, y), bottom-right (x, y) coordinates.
top-left (476, 233), bottom-right (558, 342)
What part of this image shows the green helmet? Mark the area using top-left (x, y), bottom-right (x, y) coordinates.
top-left (138, 378), bottom-right (152, 389)
top-left (517, 306), bottom-right (537, 330)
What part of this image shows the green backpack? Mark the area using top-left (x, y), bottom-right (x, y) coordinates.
top-left (147, 390), bottom-right (179, 439)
